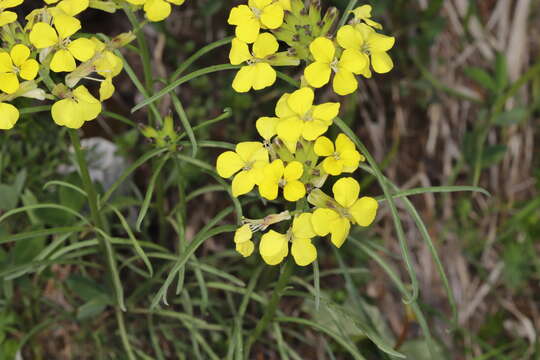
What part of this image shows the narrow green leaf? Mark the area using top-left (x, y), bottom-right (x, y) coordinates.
top-left (0, 226), bottom-right (84, 245)
top-left (493, 108), bottom-right (529, 126)
top-left (171, 94), bottom-right (198, 157)
top-left (0, 204), bottom-right (90, 225)
top-left (95, 229), bottom-right (126, 311)
top-left (43, 180), bottom-right (88, 197)
top-left (464, 67), bottom-right (497, 93)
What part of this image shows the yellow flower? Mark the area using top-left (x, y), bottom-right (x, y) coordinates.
top-left (337, 24), bottom-right (395, 75)
top-left (234, 224), bottom-right (255, 257)
top-left (259, 230), bottom-right (288, 265)
top-left (229, 33), bottom-right (279, 93)
top-left (310, 177), bottom-right (378, 247)
top-left (304, 37), bottom-right (367, 96)
top-left (290, 213), bottom-right (317, 266)
top-left (51, 85), bottom-right (102, 128)
top-left (314, 134), bottom-right (364, 175)
top-left (29, 14), bottom-right (96, 73)
top-left (228, 0), bottom-right (286, 44)
top-left (129, 0), bottom-right (185, 22)
top-left (351, 4), bottom-right (382, 30)
top-left (44, 0), bottom-right (89, 16)
top-left (0, 45), bottom-right (40, 94)
top-left (0, 102), bottom-right (19, 130)
top-left (216, 142), bottom-right (269, 197)
top-left (0, 0), bottom-right (22, 27)
top-left (259, 159), bottom-right (306, 201)
top-left (259, 213), bottom-right (317, 266)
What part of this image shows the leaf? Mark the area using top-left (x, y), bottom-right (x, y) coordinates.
top-left (493, 108), bottom-right (529, 126)
top-left (77, 295), bottom-right (110, 320)
top-left (0, 184), bottom-right (18, 211)
top-left (464, 66), bottom-right (497, 93)
top-left (481, 145), bottom-right (507, 167)
top-left (495, 52), bottom-right (508, 91)
top-left (66, 275), bottom-right (112, 302)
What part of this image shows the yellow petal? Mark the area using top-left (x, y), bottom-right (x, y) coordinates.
top-left (50, 49), bottom-right (76, 72)
top-left (9, 44), bottom-right (29, 67)
top-left (232, 170), bottom-right (256, 196)
top-left (322, 157), bottom-right (343, 175)
top-left (256, 116), bottom-right (279, 140)
top-left (51, 98), bottom-right (84, 128)
top-left (229, 38), bottom-right (252, 65)
top-left (0, 52), bottom-right (12, 72)
top-left (236, 141), bottom-right (265, 162)
top-left (260, 2), bottom-right (284, 29)
top-left (309, 37), bottom-right (335, 63)
top-left (302, 120), bottom-right (328, 141)
top-left (53, 13), bottom-right (81, 39)
top-left (58, 0), bottom-right (89, 16)
top-left (252, 62), bottom-right (276, 90)
top-left (339, 49), bottom-right (367, 74)
top-left (20, 60), bottom-right (40, 82)
top-left (368, 33), bottom-right (395, 52)
top-left (259, 230), bottom-right (288, 265)
top-left (73, 85), bottom-right (99, 104)
top-left (0, 11), bottom-right (17, 27)
top-left (275, 93), bottom-right (294, 118)
top-left (287, 87), bottom-right (313, 116)
top-left (259, 179), bottom-right (279, 200)
top-left (232, 65), bottom-right (256, 93)
top-left (292, 213), bottom-right (316, 239)
top-left (68, 37), bottom-right (96, 62)
top-left (284, 161), bottom-right (303, 181)
top-left (311, 208), bottom-right (340, 236)
top-left (265, 159), bottom-right (285, 179)
top-left (0, 102), bottom-right (19, 130)
top-left (228, 5), bottom-right (253, 25)
top-left (329, 217), bottom-right (350, 248)
top-left (283, 180), bottom-right (305, 202)
top-left (291, 238), bottom-right (316, 266)
top-left (335, 133), bottom-right (355, 153)
top-left (234, 224), bottom-right (252, 243)
top-left (235, 18), bottom-right (260, 44)
top-left (336, 25), bottom-right (363, 50)
top-left (371, 51), bottom-right (393, 73)
top-left (276, 116), bottom-right (303, 153)
top-left (304, 61), bottom-right (331, 88)
top-left (236, 241), bottom-right (255, 257)
top-left (252, 33), bottom-right (278, 59)
top-left (0, 73), bottom-right (19, 94)
top-left (29, 22), bottom-right (58, 49)
top-left (216, 151), bottom-right (244, 178)
top-left (340, 150), bottom-right (361, 172)
top-left (351, 5), bottom-right (372, 19)
top-left (332, 177), bottom-right (360, 208)
top-left (99, 77), bottom-right (115, 101)
top-left (144, 0), bottom-right (171, 22)
top-left (312, 102), bottom-right (340, 123)
top-left (349, 197), bottom-right (378, 226)
top-left (314, 136), bottom-right (334, 156)
top-left (332, 69), bottom-right (358, 96)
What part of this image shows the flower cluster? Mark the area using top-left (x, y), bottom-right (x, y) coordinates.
top-left (219, 2), bottom-right (392, 266)
top-left (0, 0), bottom-right (186, 131)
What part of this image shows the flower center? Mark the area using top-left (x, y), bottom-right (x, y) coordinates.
top-left (332, 152), bottom-right (341, 160)
top-left (330, 58), bottom-right (339, 73)
top-left (250, 6), bottom-right (262, 18)
top-left (361, 43), bottom-right (370, 55)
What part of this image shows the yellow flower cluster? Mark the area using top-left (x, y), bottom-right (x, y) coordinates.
top-left (218, 2), bottom-right (392, 266)
top-left (0, 0), bottom-right (186, 130)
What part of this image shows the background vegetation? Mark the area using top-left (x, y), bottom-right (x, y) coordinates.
top-left (0, 0), bottom-right (539, 359)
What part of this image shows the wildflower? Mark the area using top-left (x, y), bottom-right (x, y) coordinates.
top-left (29, 14), bottom-right (96, 73)
top-left (216, 142), bottom-right (269, 197)
top-left (228, 0), bottom-right (286, 44)
top-left (259, 230), bottom-right (288, 265)
top-left (234, 224), bottom-right (255, 257)
top-left (310, 177), bottom-right (378, 247)
top-left (229, 33), bottom-right (280, 93)
top-left (304, 37), bottom-right (367, 95)
top-left (350, 4), bottom-right (382, 30)
top-left (314, 134), bottom-right (364, 175)
top-left (124, 0), bottom-right (185, 22)
top-left (51, 85), bottom-right (102, 128)
top-left (0, 45), bottom-right (39, 94)
top-left (0, 0), bottom-right (22, 27)
top-left (0, 102), bottom-right (19, 130)
top-left (259, 159), bottom-right (306, 201)
top-left (44, 0), bottom-right (89, 16)
top-left (337, 24), bottom-right (395, 75)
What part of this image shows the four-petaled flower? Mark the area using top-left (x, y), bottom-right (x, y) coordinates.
top-left (216, 142), bottom-right (269, 197)
top-left (125, 0), bottom-right (185, 22)
top-left (314, 134), bottom-right (364, 175)
top-left (351, 4), bottom-right (382, 30)
top-left (310, 177), bottom-right (378, 247)
top-left (0, 44), bottom-right (39, 94)
top-left (337, 24), bottom-right (395, 76)
top-left (51, 85), bottom-right (102, 129)
top-left (234, 224), bottom-right (255, 257)
top-left (228, 0), bottom-right (286, 44)
top-left (0, 102), bottom-right (19, 130)
top-left (259, 159), bottom-right (306, 201)
top-left (29, 14), bottom-right (96, 73)
top-left (229, 33), bottom-right (280, 93)
top-left (0, 0), bottom-right (22, 27)
top-left (304, 37), bottom-right (367, 96)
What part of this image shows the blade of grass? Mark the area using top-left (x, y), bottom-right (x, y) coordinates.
top-left (43, 180), bottom-right (87, 196)
top-left (0, 204), bottom-right (90, 225)
top-left (171, 94), bottom-right (198, 157)
top-left (337, 0), bottom-right (358, 28)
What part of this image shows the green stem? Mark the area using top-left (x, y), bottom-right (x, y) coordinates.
top-left (337, 0), bottom-right (358, 29)
top-left (115, 307), bottom-right (136, 360)
top-left (245, 258), bottom-right (295, 356)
